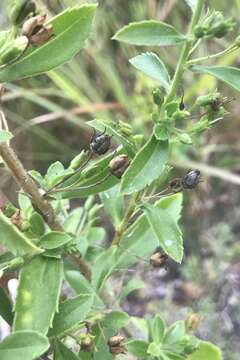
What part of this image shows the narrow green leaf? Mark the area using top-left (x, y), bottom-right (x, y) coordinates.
top-left (0, 211), bottom-right (43, 256)
top-left (163, 321), bottom-right (185, 345)
top-left (100, 184), bottom-right (124, 226)
top-left (116, 193), bottom-right (183, 268)
top-left (140, 203), bottom-right (183, 263)
top-left (88, 119), bottom-right (136, 158)
top-left (49, 294), bottom-right (93, 337)
top-left (0, 285), bottom-right (13, 325)
top-left (120, 136), bottom-right (168, 194)
top-left (101, 311), bottom-right (130, 330)
top-left (151, 315), bottom-right (165, 343)
top-left (13, 256), bottom-right (63, 335)
top-left (118, 278), bottom-right (145, 303)
top-left (125, 340), bottom-right (149, 358)
top-left (91, 246), bottom-right (118, 291)
top-left (191, 65), bottom-right (240, 92)
top-left (39, 231), bottom-right (72, 250)
top-left (64, 268), bottom-right (105, 309)
top-left (0, 330), bottom-right (49, 360)
top-left (54, 339), bottom-right (79, 360)
top-left (113, 20), bottom-right (186, 46)
top-left (0, 130), bottom-right (13, 143)
top-left (130, 52), bottom-right (170, 90)
top-left (187, 341), bottom-right (223, 360)
top-left (0, 5), bottom-right (97, 82)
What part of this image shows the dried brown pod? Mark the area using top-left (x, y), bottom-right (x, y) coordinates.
top-left (109, 155), bottom-right (130, 178)
top-left (150, 252), bottom-right (169, 269)
top-left (108, 335), bottom-right (125, 355)
top-left (29, 25), bottom-right (53, 47)
top-left (22, 14), bottom-right (46, 37)
top-left (10, 210), bottom-right (22, 230)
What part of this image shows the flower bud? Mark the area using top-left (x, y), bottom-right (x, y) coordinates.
top-left (8, 0), bottom-right (36, 25)
top-left (69, 150), bottom-right (86, 170)
top-left (189, 118), bottom-right (209, 134)
top-left (207, 12), bottom-right (235, 38)
top-left (177, 132), bottom-right (193, 145)
top-left (195, 93), bottom-right (221, 107)
top-left (109, 155), bottom-right (130, 178)
top-left (152, 88), bottom-right (164, 106)
top-left (0, 36), bottom-right (28, 65)
top-left (80, 334), bottom-right (94, 352)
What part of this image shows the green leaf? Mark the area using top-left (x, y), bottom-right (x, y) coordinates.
top-left (147, 342), bottom-right (162, 357)
top-left (53, 339), bottom-right (79, 360)
top-left (130, 52), bottom-right (170, 90)
top-left (13, 256), bottom-right (63, 335)
top-left (88, 119), bottom-right (136, 158)
top-left (49, 294), bottom-right (93, 337)
top-left (191, 65), bottom-right (240, 92)
top-left (29, 212), bottom-right (45, 237)
top-left (100, 184), bottom-right (124, 226)
top-left (0, 211), bottom-right (43, 256)
top-left (163, 321), bottom-right (185, 345)
top-left (116, 193), bottom-right (183, 268)
top-left (0, 5), bottom-right (97, 82)
top-left (185, 0), bottom-right (197, 10)
top-left (0, 330), bottom-right (49, 360)
top-left (113, 20), bottom-right (186, 46)
top-left (39, 231), bottom-right (72, 250)
top-left (140, 203), bottom-right (183, 263)
top-left (101, 311), bottom-right (130, 330)
top-left (91, 246), bottom-right (118, 291)
top-left (0, 285), bottom-right (13, 325)
top-left (187, 341), bottom-right (223, 360)
top-left (118, 278), bottom-right (145, 303)
top-left (121, 136), bottom-right (168, 194)
top-left (0, 130), bottom-right (13, 143)
top-left (65, 268), bottom-right (105, 309)
top-left (125, 340), bottom-right (149, 358)
top-left (151, 315), bottom-right (166, 343)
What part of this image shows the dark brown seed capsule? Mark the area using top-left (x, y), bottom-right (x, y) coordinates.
top-left (109, 155), bottom-right (130, 178)
top-left (150, 252), bottom-right (169, 268)
top-left (29, 25), bottom-right (53, 46)
top-left (90, 133), bottom-right (111, 155)
top-left (108, 335), bottom-right (125, 355)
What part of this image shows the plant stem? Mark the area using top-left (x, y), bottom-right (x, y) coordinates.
top-left (0, 140), bottom-right (92, 280)
top-left (164, 0), bottom-right (205, 104)
top-left (187, 45), bottom-right (238, 65)
top-left (112, 192), bottom-right (139, 246)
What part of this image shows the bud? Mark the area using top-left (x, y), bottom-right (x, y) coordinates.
top-left (185, 313), bottom-right (201, 332)
top-left (172, 109), bottom-right (190, 121)
top-left (90, 131), bottom-right (111, 155)
top-left (189, 118), bottom-right (209, 134)
top-left (80, 334), bottom-right (94, 352)
top-left (119, 120), bottom-right (132, 136)
top-left (194, 25), bottom-right (207, 39)
top-left (207, 12), bottom-right (235, 38)
top-left (152, 88), bottom-right (164, 106)
top-left (69, 150), bottom-right (86, 170)
top-left (177, 132), bottom-right (193, 145)
top-left (195, 92), bottom-right (221, 107)
top-left (8, 0), bottom-right (36, 25)
top-left (108, 335), bottom-right (125, 355)
top-left (109, 155), bottom-right (130, 178)
top-left (150, 252), bottom-right (168, 269)
top-left (0, 36), bottom-right (28, 66)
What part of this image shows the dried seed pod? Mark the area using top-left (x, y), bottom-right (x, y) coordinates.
top-left (109, 155), bottom-right (130, 178)
top-left (108, 335), bottom-right (125, 355)
top-left (22, 14), bottom-right (46, 37)
top-left (10, 210), bottom-right (22, 230)
top-left (150, 252), bottom-right (169, 269)
top-left (185, 313), bottom-right (201, 332)
top-left (90, 131), bottom-right (112, 155)
top-left (29, 25), bottom-right (53, 46)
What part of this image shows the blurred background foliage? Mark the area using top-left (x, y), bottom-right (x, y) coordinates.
top-left (0, 0), bottom-right (240, 358)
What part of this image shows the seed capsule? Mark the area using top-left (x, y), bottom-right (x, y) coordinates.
top-left (22, 14), bottom-right (46, 37)
top-left (150, 252), bottom-right (169, 269)
top-left (90, 132), bottom-right (111, 155)
top-left (108, 335), bottom-right (125, 355)
top-left (181, 169), bottom-right (201, 189)
top-left (109, 155), bottom-right (130, 178)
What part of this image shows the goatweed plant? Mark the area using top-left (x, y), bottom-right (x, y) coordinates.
top-left (0, 0), bottom-right (239, 359)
